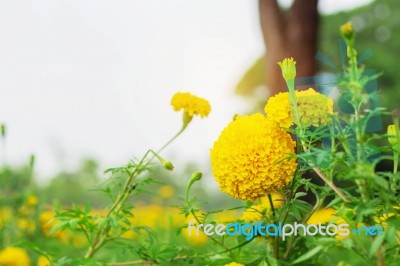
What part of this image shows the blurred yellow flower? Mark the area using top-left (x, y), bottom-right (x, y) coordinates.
top-left (241, 194), bottom-right (284, 222)
top-left (37, 256), bottom-right (50, 266)
top-left (264, 88), bottom-right (333, 128)
top-left (183, 213), bottom-right (208, 245)
top-left (224, 262), bottom-right (245, 266)
top-left (159, 185), bottom-right (174, 198)
top-left (39, 210), bottom-right (70, 243)
top-left (171, 92), bottom-right (211, 118)
top-left (0, 247), bottom-right (30, 266)
top-left (0, 207), bottom-right (12, 228)
top-left (17, 218), bottom-right (35, 233)
top-left (208, 209), bottom-right (239, 225)
top-left (26, 195), bottom-right (38, 206)
top-left (307, 208), bottom-right (336, 225)
top-left (210, 114), bottom-right (297, 201)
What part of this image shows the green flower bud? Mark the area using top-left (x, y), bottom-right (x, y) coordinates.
top-left (190, 171), bottom-right (202, 182)
top-left (340, 22), bottom-right (354, 41)
top-left (278, 58), bottom-right (296, 81)
top-left (162, 160), bottom-right (174, 171)
top-left (387, 124), bottom-right (399, 147)
top-left (0, 124), bottom-right (5, 138)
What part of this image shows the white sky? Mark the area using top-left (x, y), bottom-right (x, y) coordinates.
top-left (0, 0), bottom-right (374, 180)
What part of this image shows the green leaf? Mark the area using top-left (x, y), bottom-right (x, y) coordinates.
top-left (291, 246), bottom-right (323, 265)
top-left (368, 233), bottom-right (385, 258)
top-left (264, 255), bottom-right (279, 266)
top-left (50, 221), bottom-right (68, 235)
top-left (235, 57), bottom-right (265, 95)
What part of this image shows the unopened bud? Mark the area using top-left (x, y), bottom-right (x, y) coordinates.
top-left (277, 57), bottom-right (296, 81)
top-left (162, 160), bottom-right (174, 171)
top-left (190, 172), bottom-right (202, 183)
top-left (387, 124), bottom-right (399, 147)
top-left (340, 22), bottom-right (354, 41)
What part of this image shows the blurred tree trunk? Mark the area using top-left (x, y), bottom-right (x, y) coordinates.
top-left (259, 0), bottom-right (319, 95)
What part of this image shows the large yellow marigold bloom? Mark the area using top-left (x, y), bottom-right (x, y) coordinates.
top-left (264, 88), bottom-right (333, 128)
top-left (171, 92), bottom-right (211, 118)
top-left (210, 114), bottom-right (297, 201)
top-left (0, 247), bottom-right (30, 266)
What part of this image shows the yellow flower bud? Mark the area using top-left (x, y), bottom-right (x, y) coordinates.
top-left (340, 22), bottom-right (354, 41)
top-left (162, 160), bottom-right (174, 171)
top-left (277, 57), bottom-right (296, 81)
top-left (387, 124), bottom-right (399, 147)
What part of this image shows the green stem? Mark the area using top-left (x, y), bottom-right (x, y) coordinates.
top-left (283, 196), bottom-right (323, 260)
top-left (267, 194), bottom-right (279, 259)
top-left (85, 124), bottom-right (187, 258)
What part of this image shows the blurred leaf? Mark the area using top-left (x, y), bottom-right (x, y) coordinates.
top-left (236, 56), bottom-right (265, 96)
top-left (291, 246), bottom-right (323, 265)
top-left (369, 233), bottom-right (385, 258)
top-left (0, 124), bottom-right (6, 138)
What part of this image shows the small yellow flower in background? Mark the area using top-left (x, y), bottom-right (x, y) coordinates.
top-left (40, 210), bottom-right (70, 243)
top-left (278, 57), bottom-right (296, 80)
top-left (264, 88), bottom-right (333, 128)
top-left (26, 195), bottom-right (38, 206)
top-left (159, 185), bottom-right (174, 198)
top-left (0, 207), bottom-right (12, 228)
top-left (183, 213), bottom-right (208, 245)
top-left (340, 22), bottom-right (354, 41)
top-left (171, 92), bottom-right (211, 119)
top-left (241, 194), bottom-right (284, 222)
top-left (307, 208), bottom-right (336, 225)
top-left (209, 209), bottom-right (239, 224)
top-left (224, 262), bottom-right (245, 266)
top-left (37, 255), bottom-right (51, 266)
top-left (0, 247), bottom-right (30, 266)
top-left (210, 114), bottom-right (297, 201)
top-left (387, 124), bottom-right (399, 148)
top-left (17, 218), bottom-right (35, 233)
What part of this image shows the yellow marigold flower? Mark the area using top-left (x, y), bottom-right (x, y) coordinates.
top-left (264, 88), bottom-right (333, 128)
top-left (37, 255), bottom-right (50, 266)
top-left (241, 194), bottom-right (284, 222)
top-left (0, 247), bottom-right (30, 266)
top-left (171, 92), bottom-right (211, 118)
top-left (26, 195), bottom-right (38, 206)
top-left (278, 57), bottom-right (296, 80)
top-left (307, 208), bottom-right (336, 225)
top-left (0, 207), bottom-right (12, 228)
top-left (183, 213), bottom-right (208, 245)
top-left (210, 114), bottom-right (297, 201)
top-left (225, 262), bottom-right (245, 266)
top-left (17, 218), bottom-right (35, 233)
top-left (159, 185), bottom-right (174, 198)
